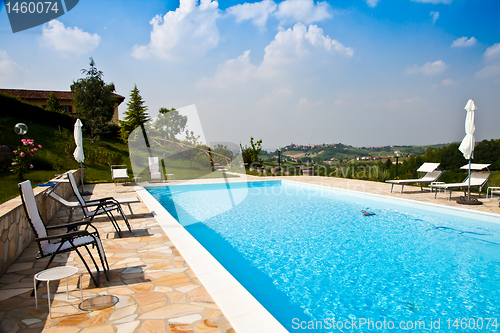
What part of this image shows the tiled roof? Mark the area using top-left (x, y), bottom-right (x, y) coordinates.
top-left (0, 89), bottom-right (125, 103)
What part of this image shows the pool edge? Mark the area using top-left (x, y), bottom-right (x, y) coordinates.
top-left (134, 185), bottom-right (289, 333)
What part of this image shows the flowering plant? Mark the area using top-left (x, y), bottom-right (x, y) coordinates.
top-left (10, 139), bottom-right (42, 180)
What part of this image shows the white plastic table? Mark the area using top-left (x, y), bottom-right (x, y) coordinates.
top-left (34, 266), bottom-right (83, 318)
top-left (165, 173), bottom-right (175, 181)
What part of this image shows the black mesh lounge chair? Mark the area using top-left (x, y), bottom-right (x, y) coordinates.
top-left (19, 180), bottom-right (109, 287)
top-left (45, 183), bottom-right (140, 224)
top-left (67, 172), bottom-right (132, 237)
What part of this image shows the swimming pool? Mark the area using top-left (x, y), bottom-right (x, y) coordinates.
top-left (146, 180), bottom-right (500, 332)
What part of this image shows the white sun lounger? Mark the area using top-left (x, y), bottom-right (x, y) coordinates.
top-left (430, 166), bottom-right (492, 200)
top-left (148, 156), bottom-right (163, 182)
top-left (111, 165), bottom-right (130, 186)
top-left (386, 163), bottom-right (443, 193)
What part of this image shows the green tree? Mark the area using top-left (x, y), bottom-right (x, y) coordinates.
top-left (71, 57), bottom-right (117, 141)
top-left (183, 130), bottom-right (201, 168)
top-left (212, 144), bottom-right (234, 161)
top-left (119, 85), bottom-right (150, 143)
top-left (45, 92), bottom-right (64, 113)
top-left (153, 108), bottom-right (187, 141)
top-left (240, 137), bottom-right (263, 167)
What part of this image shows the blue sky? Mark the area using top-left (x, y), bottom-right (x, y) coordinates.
top-left (1, 0), bottom-right (499, 149)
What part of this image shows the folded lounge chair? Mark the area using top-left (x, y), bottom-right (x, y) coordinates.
top-left (111, 165), bottom-right (130, 186)
top-left (46, 183), bottom-right (141, 223)
top-left (19, 180), bottom-right (109, 288)
top-left (386, 163), bottom-right (443, 193)
top-left (67, 172), bottom-right (132, 236)
top-left (148, 156), bottom-right (163, 182)
top-left (430, 164), bottom-right (492, 200)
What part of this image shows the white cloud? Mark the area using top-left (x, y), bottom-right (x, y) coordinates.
top-left (451, 36), bottom-right (477, 48)
top-left (199, 23), bottom-right (353, 87)
top-left (297, 97), bottom-right (310, 109)
top-left (476, 43), bottom-right (500, 78)
top-left (132, 0), bottom-right (220, 61)
top-left (484, 43), bottom-right (500, 61)
top-left (475, 64), bottom-right (500, 79)
top-left (441, 78), bottom-right (456, 86)
top-left (258, 23), bottom-right (353, 78)
top-left (430, 11), bottom-right (439, 24)
top-left (403, 97), bottom-right (422, 104)
top-left (39, 20), bottom-right (100, 56)
top-left (261, 23), bottom-right (353, 72)
top-left (0, 50), bottom-right (27, 85)
top-left (258, 88), bottom-right (293, 108)
top-left (198, 50), bottom-right (258, 88)
top-left (333, 99), bottom-right (349, 107)
top-left (275, 0), bottom-right (331, 25)
top-left (365, 0), bottom-right (380, 7)
top-left (296, 96), bottom-right (323, 109)
top-left (227, 0), bottom-right (277, 30)
top-left (411, 0), bottom-right (452, 4)
top-left (405, 60), bottom-right (447, 75)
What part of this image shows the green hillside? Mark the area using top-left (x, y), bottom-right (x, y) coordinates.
top-left (263, 143), bottom-right (446, 164)
top-left (0, 93), bottom-right (129, 203)
top-left (0, 93), bottom-right (235, 204)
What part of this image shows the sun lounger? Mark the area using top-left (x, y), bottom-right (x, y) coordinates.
top-left (430, 171), bottom-right (492, 200)
top-left (386, 163), bottom-right (443, 193)
top-left (46, 186), bottom-right (141, 223)
top-left (111, 165), bottom-right (130, 186)
top-left (148, 156), bottom-right (163, 182)
top-left (20, 180), bottom-right (109, 288)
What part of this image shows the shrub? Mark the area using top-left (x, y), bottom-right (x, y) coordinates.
top-left (10, 139), bottom-right (43, 179)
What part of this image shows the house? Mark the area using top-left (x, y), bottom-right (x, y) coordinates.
top-left (0, 89), bottom-right (125, 124)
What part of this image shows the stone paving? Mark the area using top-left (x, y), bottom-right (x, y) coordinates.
top-left (0, 182), bottom-right (235, 333)
top-left (0, 175), bottom-right (499, 333)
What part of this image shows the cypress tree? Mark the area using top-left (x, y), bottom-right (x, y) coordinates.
top-left (119, 84), bottom-right (150, 143)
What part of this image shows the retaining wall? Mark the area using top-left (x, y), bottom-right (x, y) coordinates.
top-left (0, 169), bottom-right (81, 278)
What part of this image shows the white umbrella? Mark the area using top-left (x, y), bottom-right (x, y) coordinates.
top-left (458, 99), bottom-right (476, 200)
top-left (73, 119), bottom-right (86, 193)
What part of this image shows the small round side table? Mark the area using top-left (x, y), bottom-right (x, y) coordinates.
top-left (34, 266), bottom-right (83, 318)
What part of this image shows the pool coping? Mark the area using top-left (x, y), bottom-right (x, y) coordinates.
top-left (135, 181), bottom-right (289, 333)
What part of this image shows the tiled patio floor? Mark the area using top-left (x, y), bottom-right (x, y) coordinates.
top-left (0, 175), bottom-right (498, 333)
top-left (0, 182), bottom-right (235, 333)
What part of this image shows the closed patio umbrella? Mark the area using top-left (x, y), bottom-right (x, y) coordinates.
top-left (458, 99), bottom-right (476, 203)
top-left (73, 119), bottom-right (91, 195)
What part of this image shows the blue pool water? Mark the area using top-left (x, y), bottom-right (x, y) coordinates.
top-left (147, 180), bottom-right (500, 332)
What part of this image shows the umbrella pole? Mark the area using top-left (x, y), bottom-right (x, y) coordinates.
top-left (467, 158), bottom-right (471, 200)
top-left (80, 162), bottom-right (84, 193)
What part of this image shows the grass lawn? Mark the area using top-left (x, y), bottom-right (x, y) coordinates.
top-left (0, 170), bottom-right (67, 204)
